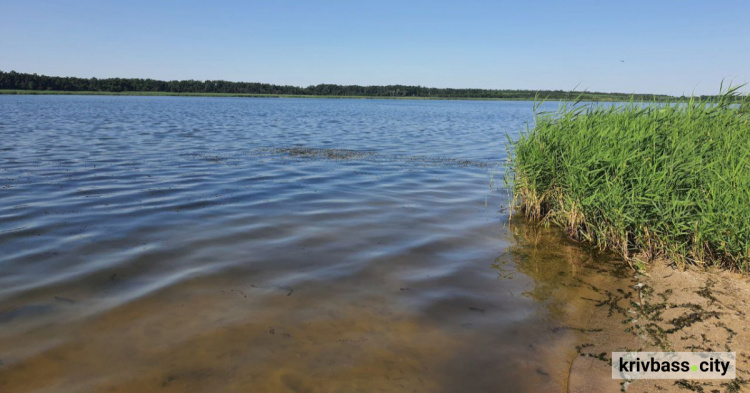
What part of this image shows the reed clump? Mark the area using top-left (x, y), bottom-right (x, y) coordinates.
top-left (509, 87), bottom-right (750, 271)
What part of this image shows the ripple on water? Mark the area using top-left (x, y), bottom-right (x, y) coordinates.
top-left (0, 96), bottom-right (631, 392)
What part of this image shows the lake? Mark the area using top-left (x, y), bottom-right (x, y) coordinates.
top-left (0, 96), bottom-right (628, 392)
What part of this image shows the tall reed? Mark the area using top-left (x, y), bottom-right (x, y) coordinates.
top-left (509, 87), bottom-right (750, 271)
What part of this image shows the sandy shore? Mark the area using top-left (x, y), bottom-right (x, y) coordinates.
top-left (567, 261), bottom-right (750, 392)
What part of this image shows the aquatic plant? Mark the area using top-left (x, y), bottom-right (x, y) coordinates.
top-left (509, 86), bottom-right (750, 271)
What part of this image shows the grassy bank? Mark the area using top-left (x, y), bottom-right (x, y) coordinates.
top-left (509, 88), bottom-right (750, 271)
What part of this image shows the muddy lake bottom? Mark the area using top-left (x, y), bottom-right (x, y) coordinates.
top-left (1, 96), bottom-right (745, 392)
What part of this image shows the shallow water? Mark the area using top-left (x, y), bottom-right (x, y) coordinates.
top-left (0, 96), bottom-right (627, 392)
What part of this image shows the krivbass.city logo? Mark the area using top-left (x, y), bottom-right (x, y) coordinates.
top-left (612, 352), bottom-right (736, 380)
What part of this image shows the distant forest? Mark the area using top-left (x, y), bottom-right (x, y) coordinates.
top-left (0, 70), bottom-right (682, 100)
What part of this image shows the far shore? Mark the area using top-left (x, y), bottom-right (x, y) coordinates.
top-left (0, 89), bottom-right (665, 102)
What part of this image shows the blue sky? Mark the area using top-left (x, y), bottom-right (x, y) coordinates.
top-left (1, 0), bottom-right (748, 95)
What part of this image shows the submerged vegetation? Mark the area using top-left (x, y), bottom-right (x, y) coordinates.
top-left (1, 70), bottom-right (678, 101)
top-left (509, 86), bottom-right (750, 271)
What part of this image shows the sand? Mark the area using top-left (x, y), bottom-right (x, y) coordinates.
top-left (567, 261), bottom-right (750, 392)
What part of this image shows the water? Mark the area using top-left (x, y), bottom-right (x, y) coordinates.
top-left (0, 96), bottom-right (625, 392)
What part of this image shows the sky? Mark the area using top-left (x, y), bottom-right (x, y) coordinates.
top-left (1, 0), bottom-right (748, 96)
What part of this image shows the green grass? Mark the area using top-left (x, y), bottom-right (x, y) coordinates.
top-left (508, 87), bottom-right (750, 271)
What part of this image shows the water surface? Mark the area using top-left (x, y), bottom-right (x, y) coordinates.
top-left (0, 96), bottom-right (625, 392)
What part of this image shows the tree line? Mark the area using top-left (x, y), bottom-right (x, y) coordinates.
top-left (1, 70), bottom-right (681, 100)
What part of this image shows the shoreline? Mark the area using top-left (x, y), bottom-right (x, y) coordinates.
top-left (0, 89), bottom-right (663, 102)
top-left (511, 221), bottom-right (750, 391)
top-left (508, 92), bottom-right (750, 390)
top-left (566, 259), bottom-right (750, 392)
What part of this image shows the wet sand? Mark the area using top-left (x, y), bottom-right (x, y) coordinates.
top-left (566, 260), bottom-right (750, 392)
top-left (503, 222), bottom-right (750, 392)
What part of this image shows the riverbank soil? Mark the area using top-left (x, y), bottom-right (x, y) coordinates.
top-left (567, 261), bottom-right (750, 392)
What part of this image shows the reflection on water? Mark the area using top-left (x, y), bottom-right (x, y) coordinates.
top-left (501, 221), bottom-right (633, 318)
top-left (0, 96), bottom-right (630, 392)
